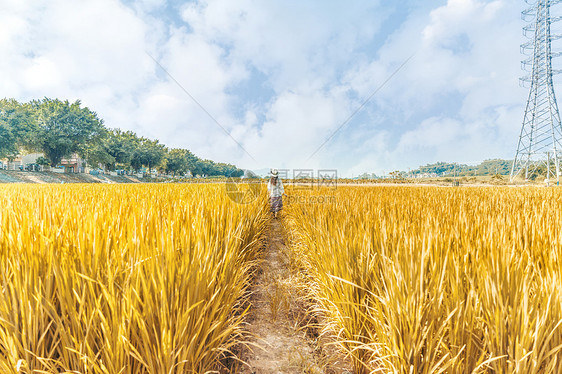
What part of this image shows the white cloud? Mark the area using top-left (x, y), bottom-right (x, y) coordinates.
top-left (180, 1), bottom-right (384, 93)
top-left (337, 0), bottom-right (530, 174)
top-left (22, 56), bottom-right (62, 91)
top-left (242, 89), bottom-right (351, 168)
top-left (0, 0), bottom-right (155, 123)
top-left (353, 0), bottom-right (523, 110)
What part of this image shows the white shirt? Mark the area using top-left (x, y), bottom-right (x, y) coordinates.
top-left (267, 178), bottom-right (284, 198)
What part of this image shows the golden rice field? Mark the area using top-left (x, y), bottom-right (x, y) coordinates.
top-left (285, 186), bottom-right (562, 373)
top-left (0, 184), bottom-right (268, 373)
top-left (2, 183), bottom-right (562, 373)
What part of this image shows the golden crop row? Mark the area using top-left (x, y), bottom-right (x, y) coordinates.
top-left (0, 184), bottom-right (268, 373)
top-left (285, 186), bottom-right (562, 374)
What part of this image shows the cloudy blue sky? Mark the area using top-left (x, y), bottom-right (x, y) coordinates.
top-left (1, 0), bottom-right (557, 176)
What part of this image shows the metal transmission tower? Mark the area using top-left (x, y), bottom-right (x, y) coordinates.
top-left (512, 0), bottom-right (562, 182)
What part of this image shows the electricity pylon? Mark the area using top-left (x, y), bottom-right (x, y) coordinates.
top-left (511, 0), bottom-right (562, 182)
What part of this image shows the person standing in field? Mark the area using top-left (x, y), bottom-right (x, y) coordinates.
top-left (267, 169), bottom-right (284, 218)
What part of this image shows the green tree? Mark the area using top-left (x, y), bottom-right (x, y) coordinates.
top-left (32, 98), bottom-right (105, 166)
top-left (191, 158), bottom-right (243, 177)
top-left (1, 96), bottom-right (246, 177)
top-left (84, 145), bottom-right (115, 169)
top-left (130, 138), bottom-right (166, 172)
top-left (164, 148), bottom-right (199, 175)
top-left (36, 156), bottom-right (50, 167)
top-left (84, 129), bottom-right (141, 170)
top-left (476, 159), bottom-right (512, 176)
top-left (213, 162), bottom-right (243, 177)
top-left (0, 99), bottom-right (37, 159)
top-left (0, 121), bottom-right (16, 160)
top-left (105, 130), bottom-right (140, 170)
top-left (197, 159), bottom-right (215, 176)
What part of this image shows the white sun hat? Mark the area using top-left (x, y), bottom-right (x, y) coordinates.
top-left (271, 168), bottom-right (279, 176)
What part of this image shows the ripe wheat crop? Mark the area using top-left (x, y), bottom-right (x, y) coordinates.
top-left (286, 186), bottom-right (562, 373)
top-left (0, 184), bottom-right (268, 373)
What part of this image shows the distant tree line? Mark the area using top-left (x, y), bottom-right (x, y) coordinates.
top-left (354, 160), bottom-right (516, 180)
top-left (0, 98), bottom-right (243, 177)
top-left (411, 159), bottom-right (513, 177)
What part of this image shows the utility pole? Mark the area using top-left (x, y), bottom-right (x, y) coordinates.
top-left (512, 0), bottom-right (562, 183)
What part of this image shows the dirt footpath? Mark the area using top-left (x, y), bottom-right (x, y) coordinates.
top-left (238, 218), bottom-right (352, 374)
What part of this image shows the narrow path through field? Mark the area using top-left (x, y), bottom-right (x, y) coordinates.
top-left (239, 218), bottom-right (324, 373)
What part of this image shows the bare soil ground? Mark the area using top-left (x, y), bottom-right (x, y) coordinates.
top-left (0, 170), bottom-right (142, 184)
top-left (237, 218), bottom-right (352, 374)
